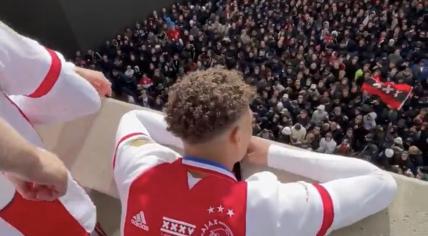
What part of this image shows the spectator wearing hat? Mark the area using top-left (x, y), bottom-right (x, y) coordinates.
top-left (311, 105), bottom-right (329, 126)
top-left (280, 126), bottom-right (292, 144)
top-left (392, 137), bottom-right (404, 151)
top-left (290, 123), bottom-right (306, 145)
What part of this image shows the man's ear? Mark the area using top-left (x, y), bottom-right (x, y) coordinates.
top-left (229, 126), bottom-right (240, 145)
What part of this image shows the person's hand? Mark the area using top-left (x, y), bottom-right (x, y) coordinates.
top-left (416, 168), bottom-right (423, 180)
top-left (404, 169), bottom-right (414, 178)
top-left (244, 136), bottom-right (271, 166)
top-left (5, 148), bottom-right (68, 201)
top-left (75, 67), bottom-right (112, 97)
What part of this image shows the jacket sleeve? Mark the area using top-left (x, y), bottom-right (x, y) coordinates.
top-left (246, 173), bottom-right (327, 236)
top-left (264, 145), bottom-right (397, 235)
top-left (0, 21), bottom-right (100, 124)
top-left (113, 110), bottom-right (181, 198)
top-left (0, 21), bottom-right (53, 95)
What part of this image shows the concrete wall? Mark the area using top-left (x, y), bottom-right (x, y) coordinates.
top-left (0, 0), bottom-right (176, 56)
top-left (36, 98), bottom-right (428, 236)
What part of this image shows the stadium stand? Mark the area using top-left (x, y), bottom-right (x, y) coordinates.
top-left (75, 0), bottom-right (428, 179)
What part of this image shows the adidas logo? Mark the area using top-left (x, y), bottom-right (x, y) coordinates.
top-left (131, 211), bottom-right (149, 231)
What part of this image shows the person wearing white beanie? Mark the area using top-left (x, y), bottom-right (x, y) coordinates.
top-left (311, 104), bottom-right (329, 125)
top-left (385, 148), bottom-right (394, 158)
top-left (317, 104), bottom-right (325, 111)
top-left (291, 123), bottom-right (307, 145)
top-left (281, 126), bottom-right (292, 136)
top-left (394, 137), bottom-right (403, 146)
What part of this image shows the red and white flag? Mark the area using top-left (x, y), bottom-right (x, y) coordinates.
top-left (361, 75), bottom-right (413, 110)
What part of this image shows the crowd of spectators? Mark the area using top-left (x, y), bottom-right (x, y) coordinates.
top-left (74, 0), bottom-right (428, 180)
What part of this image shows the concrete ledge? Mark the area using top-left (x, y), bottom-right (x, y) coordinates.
top-left (36, 98), bottom-right (428, 236)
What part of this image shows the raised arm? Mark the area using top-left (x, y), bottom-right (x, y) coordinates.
top-left (246, 137), bottom-right (397, 233)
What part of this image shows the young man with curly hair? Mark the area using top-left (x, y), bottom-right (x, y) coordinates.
top-left (113, 68), bottom-right (396, 236)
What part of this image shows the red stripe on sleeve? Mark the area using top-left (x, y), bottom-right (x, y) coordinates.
top-left (313, 183), bottom-right (334, 236)
top-left (28, 48), bottom-right (62, 98)
top-left (112, 132), bottom-right (146, 169)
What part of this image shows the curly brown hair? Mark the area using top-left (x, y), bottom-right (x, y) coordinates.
top-left (165, 68), bottom-right (255, 144)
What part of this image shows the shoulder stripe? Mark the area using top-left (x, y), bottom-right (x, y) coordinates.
top-left (112, 132), bottom-right (146, 169)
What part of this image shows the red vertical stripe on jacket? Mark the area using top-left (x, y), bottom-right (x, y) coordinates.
top-left (28, 48), bottom-right (61, 98)
top-left (313, 183), bottom-right (334, 236)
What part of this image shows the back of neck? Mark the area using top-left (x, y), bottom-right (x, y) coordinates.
top-left (183, 143), bottom-right (235, 171)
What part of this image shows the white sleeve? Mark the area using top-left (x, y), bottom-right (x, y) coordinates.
top-left (0, 21), bottom-right (52, 95)
top-left (246, 172), bottom-right (326, 236)
top-left (9, 58), bottom-right (101, 124)
top-left (267, 145), bottom-right (397, 232)
top-left (113, 110), bottom-right (181, 194)
top-left (0, 21), bottom-right (100, 124)
top-left (130, 109), bottom-right (183, 150)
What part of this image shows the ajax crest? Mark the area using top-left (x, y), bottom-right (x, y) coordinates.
top-left (201, 219), bottom-right (233, 236)
top-left (201, 204), bottom-right (235, 236)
